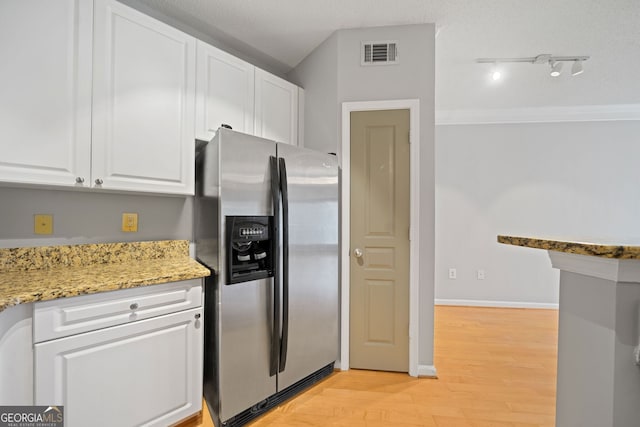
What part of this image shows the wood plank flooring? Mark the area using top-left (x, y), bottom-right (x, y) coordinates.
top-left (182, 305), bottom-right (558, 427)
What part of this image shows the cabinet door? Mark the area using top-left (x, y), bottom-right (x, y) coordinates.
top-left (92, 0), bottom-right (196, 195)
top-left (35, 307), bottom-right (203, 427)
top-left (254, 69), bottom-right (299, 145)
top-left (0, 0), bottom-right (92, 187)
top-left (196, 41), bottom-right (255, 140)
top-left (0, 304), bottom-right (33, 405)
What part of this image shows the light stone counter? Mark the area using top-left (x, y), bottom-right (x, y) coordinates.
top-left (499, 235), bottom-right (640, 427)
top-left (0, 240), bottom-right (210, 312)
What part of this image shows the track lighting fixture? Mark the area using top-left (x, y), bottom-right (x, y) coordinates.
top-left (549, 60), bottom-right (563, 77)
top-left (571, 60), bottom-right (584, 76)
top-left (476, 54), bottom-right (590, 79)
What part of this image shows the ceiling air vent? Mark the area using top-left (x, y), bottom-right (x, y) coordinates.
top-left (361, 41), bottom-right (399, 66)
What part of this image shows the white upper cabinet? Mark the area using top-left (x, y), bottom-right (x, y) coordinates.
top-left (92, 0), bottom-right (196, 194)
top-left (255, 69), bottom-right (299, 145)
top-left (0, 0), bottom-right (93, 187)
top-left (196, 41), bottom-right (255, 140)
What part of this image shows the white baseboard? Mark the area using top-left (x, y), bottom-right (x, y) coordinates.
top-left (417, 365), bottom-right (437, 378)
top-left (335, 360), bottom-right (437, 377)
top-left (435, 298), bottom-right (559, 309)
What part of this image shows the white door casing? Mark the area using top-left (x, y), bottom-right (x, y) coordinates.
top-left (340, 100), bottom-right (421, 377)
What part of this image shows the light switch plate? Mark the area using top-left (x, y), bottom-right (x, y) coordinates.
top-left (34, 214), bottom-right (53, 235)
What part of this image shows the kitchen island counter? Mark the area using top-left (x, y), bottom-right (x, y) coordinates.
top-left (0, 240), bottom-right (210, 312)
top-left (499, 234), bottom-right (640, 427)
top-left (498, 235), bottom-right (640, 259)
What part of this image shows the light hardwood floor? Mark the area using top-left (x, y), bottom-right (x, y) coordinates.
top-left (180, 305), bottom-right (559, 427)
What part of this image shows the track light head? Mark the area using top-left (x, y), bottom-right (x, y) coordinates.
top-left (571, 60), bottom-right (584, 76)
top-left (549, 60), bottom-right (563, 77)
top-left (491, 62), bottom-right (501, 81)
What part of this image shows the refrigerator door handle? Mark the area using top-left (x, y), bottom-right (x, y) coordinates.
top-left (278, 157), bottom-right (290, 373)
top-left (269, 156), bottom-right (280, 377)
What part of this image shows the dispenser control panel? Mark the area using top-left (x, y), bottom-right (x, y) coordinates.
top-left (226, 216), bottom-right (273, 285)
top-left (239, 226), bottom-right (266, 237)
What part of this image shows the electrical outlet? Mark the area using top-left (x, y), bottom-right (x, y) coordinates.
top-left (448, 268), bottom-right (457, 279)
top-left (477, 269), bottom-right (486, 280)
top-left (122, 213), bottom-right (138, 232)
top-left (34, 214), bottom-right (53, 235)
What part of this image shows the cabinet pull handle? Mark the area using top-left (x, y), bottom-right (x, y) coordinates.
top-left (195, 313), bottom-right (201, 319)
top-left (129, 303), bottom-right (139, 310)
top-left (95, 178), bottom-right (103, 185)
top-left (75, 177), bottom-right (85, 184)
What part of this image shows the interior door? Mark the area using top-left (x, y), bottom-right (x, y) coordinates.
top-left (349, 109), bottom-right (410, 372)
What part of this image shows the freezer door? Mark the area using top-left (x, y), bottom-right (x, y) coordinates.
top-left (218, 277), bottom-right (276, 422)
top-left (216, 129), bottom-right (278, 421)
top-left (276, 143), bottom-right (339, 390)
top-left (219, 128), bottom-right (275, 216)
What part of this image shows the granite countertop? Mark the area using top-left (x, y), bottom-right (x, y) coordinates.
top-left (0, 240), bottom-right (211, 312)
top-left (498, 235), bottom-right (640, 259)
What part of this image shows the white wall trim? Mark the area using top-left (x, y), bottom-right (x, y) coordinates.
top-left (340, 99), bottom-right (421, 377)
top-left (418, 365), bottom-right (437, 378)
top-left (435, 299), bottom-right (559, 309)
top-left (436, 104), bottom-right (640, 126)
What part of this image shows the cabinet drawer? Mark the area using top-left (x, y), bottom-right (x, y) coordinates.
top-left (34, 279), bottom-right (202, 343)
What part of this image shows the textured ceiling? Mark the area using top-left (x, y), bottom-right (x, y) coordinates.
top-left (134, 0), bottom-right (640, 110)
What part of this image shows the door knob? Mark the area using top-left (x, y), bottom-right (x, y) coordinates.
top-left (354, 248), bottom-right (363, 258)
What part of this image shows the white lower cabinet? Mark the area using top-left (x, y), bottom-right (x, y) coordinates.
top-left (33, 281), bottom-right (204, 427)
top-left (35, 307), bottom-right (203, 427)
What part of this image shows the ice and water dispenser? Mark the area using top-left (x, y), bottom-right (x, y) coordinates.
top-left (226, 216), bottom-right (274, 284)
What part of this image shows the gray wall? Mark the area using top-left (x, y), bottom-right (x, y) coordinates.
top-left (288, 33), bottom-right (339, 152)
top-left (290, 24), bottom-right (436, 369)
top-left (435, 120), bottom-right (640, 306)
top-left (0, 187), bottom-right (192, 248)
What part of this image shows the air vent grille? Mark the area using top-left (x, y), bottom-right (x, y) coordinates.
top-left (362, 41), bottom-right (398, 65)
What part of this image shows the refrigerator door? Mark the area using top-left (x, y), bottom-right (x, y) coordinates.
top-left (276, 143), bottom-right (339, 390)
top-left (217, 129), bottom-right (278, 422)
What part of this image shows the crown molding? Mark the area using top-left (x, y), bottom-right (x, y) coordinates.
top-left (436, 104), bottom-right (640, 125)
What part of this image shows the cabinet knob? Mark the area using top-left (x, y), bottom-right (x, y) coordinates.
top-left (353, 248), bottom-right (363, 258)
top-left (130, 303), bottom-right (139, 311)
top-left (75, 177), bottom-right (85, 184)
top-left (195, 313), bottom-right (201, 319)
top-left (95, 178), bottom-right (103, 185)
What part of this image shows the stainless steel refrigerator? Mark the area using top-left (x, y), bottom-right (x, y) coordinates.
top-left (194, 128), bottom-right (339, 427)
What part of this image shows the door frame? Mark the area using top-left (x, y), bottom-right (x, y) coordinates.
top-left (339, 99), bottom-right (420, 377)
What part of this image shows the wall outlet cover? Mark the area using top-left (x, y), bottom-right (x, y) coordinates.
top-left (122, 213), bottom-right (138, 232)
